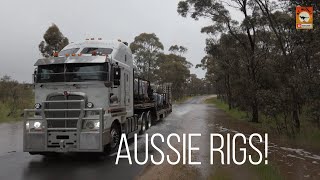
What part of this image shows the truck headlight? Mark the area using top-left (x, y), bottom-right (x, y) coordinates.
top-left (34, 121), bottom-right (41, 128)
top-left (95, 121), bottom-right (100, 128)
top-left (83, 120), bottom-right (100, 130)
top-left (26, 121), bottom-right (43, 131)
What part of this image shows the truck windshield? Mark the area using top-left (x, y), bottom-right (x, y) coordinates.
top-left (36, 63), bottom-right (108, 83)
top-left (81, 48), bottom-right (113, 55)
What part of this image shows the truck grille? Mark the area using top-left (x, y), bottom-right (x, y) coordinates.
top-left (45, 94), bottom-right (85, 128)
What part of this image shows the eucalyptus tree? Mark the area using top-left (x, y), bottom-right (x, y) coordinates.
top-left (178, 0), bottom-right (266, 122)
top-left (39, 24), bottom-right (69, 57)
top-left (130, 33), bottom-right (164, 81)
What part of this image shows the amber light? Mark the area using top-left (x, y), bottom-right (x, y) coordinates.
top-left (72, 53), bottom-right (76, 56)
top-left (78, 53), bottom-right (82, 56)
top-left (53, 52), bottom-right (59, 57)
top-left (65, 54), bottom-right (70, 57)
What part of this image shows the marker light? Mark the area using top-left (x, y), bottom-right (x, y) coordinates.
top-left (34, 103), bottom-right (41, 109)
top-left (92, 51), bottom-right (97, 56)
top-left (65, 54), bottom-right (70, 57)
top-left (98, 38), bottom-right (102, 40)
top-left (72, 53), bottom-right (76, 56)
top-left (53, 52), bottom-right (59, 57)
top-left (78, 53), bottom-right (82, 56)
top-left (91, 38), bottom-right (94, 40)
top-left (86, 38), bottom-right (89, 40)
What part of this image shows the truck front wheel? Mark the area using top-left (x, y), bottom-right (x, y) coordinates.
top-left (109, 124), bottom-right (121, 152)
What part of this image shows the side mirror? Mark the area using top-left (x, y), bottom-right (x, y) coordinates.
top-left (113, 67), bottom-right (121, 86)
top-left (33, 68), bottom-right (38, 83)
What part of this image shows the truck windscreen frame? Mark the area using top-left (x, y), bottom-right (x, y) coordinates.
top-left (36, 63), bottom-right (109, 83)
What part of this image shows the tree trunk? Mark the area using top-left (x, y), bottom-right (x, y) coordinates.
top-left (225, 75), bottom-right (232, 110)
top-left (251, 105), bottom-right (259, 123)
top-left (292, 109), bottom-right (300, 131)
top-left (148, 59), bottom-right (150, 81)
top-left (291, 88), bottom-right (300, 131)
top-left (251, 96), bottom-right (259, 123)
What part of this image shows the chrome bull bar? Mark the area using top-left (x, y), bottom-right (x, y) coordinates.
top-left (23, 100), bottom-right (105, 152)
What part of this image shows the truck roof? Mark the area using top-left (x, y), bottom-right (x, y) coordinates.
top-left (63, 40), bottom-right (123, 50)
top-left (35, 39), bottom-right (133, 66)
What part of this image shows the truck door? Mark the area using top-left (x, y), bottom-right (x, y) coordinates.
top-left (120, 69), bottom-right (126, 106)
top-left (123, 70), bottom-right (130, 106)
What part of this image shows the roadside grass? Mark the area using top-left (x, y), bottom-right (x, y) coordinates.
top-left (205, 97), bottom-right (320, 150)
top-left (291, 125), bottom-right (320, 150)
top-left (205, 97), bottom-right (247, 121)
top-left (210, 163), bottom-right (282, 180)
top-left (250, 163), bottom-right (283, 180)
top-left (0, 102), bottom-right (24, 123)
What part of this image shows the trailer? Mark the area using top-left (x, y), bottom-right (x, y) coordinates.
top-left (23, 39), bottom-right (172, 155)
top-left (133, 78), bottom-right (172, 134)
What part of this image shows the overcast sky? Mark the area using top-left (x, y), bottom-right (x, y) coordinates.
top-left (0, 0), bottom-right (214, 82)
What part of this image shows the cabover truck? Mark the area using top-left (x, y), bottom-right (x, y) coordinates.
top-left (24, 39), bottom-right (172, 155)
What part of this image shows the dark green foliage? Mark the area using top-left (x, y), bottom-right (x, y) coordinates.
top-left (130, 34), bottom-right (212, 100)
top-left (39, 24), bottom-right (69, 57)
top-left (178, 0), bottom-right (320, 133)
top-left (130, 33), bottom-right (164, 81)
top-left (169, 45), bottom-right (188, 56)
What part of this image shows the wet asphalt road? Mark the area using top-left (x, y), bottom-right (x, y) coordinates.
top-left (0, 96), bottom-right (214, 180)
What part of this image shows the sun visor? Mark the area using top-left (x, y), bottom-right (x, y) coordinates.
top-left (34, 56), bottom-right (108, 66)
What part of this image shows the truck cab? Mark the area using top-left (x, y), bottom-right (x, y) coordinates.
top-left (25, 39), bottom-right (135, 154)
top-left (24, 39), bottom-right (172, 155)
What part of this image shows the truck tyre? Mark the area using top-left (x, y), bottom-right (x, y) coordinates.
top-left (146, 111), bottom-right (152, 129)
top-left (139, 114), bottom-right (147, 134)
top-left (109, 123), bottom-right (121, 152)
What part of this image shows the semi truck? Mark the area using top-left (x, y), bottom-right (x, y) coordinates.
top-left (23, 39), bottom-right (172, 155)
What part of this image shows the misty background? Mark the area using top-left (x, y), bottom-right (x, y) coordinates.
top-left (0, 0), bottom-right (215, 82)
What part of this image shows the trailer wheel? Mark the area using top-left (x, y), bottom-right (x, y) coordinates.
top-left (146, 111), bottom-right (152, 129)
top-left (139, 114), bottom-right (146, 134)
top-left (109, 123), bottom-right (121, 151)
